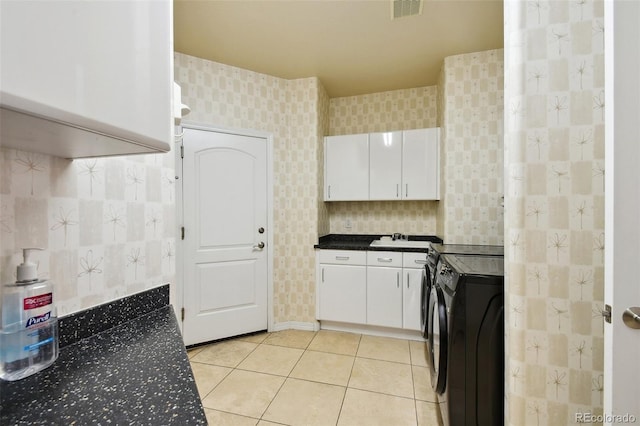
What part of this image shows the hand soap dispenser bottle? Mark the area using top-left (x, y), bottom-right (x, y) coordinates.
top-left (0, 248), bottom-right (59, 381)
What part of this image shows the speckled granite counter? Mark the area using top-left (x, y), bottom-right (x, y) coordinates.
top-left (314, 234), bottom-right (443, 252)
top-left (0, 285), bottom-right (206, 425)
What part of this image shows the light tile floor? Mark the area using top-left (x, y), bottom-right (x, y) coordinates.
top-left (188, 329), bottom-right (444, 426)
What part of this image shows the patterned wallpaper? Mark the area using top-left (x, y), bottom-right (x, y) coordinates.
top-left (327, 87), bottom-right (440, 235)
top-left (282, 78), bottom-right (329, 322)
top-left (504, 0), bottom-right (605, 424)
top-left (316, 82), bottom-right (331, 238)
top-left (439, 49), bottom-right (505, 245)
top-left (0, 148), bottom-right (176, 316)
top-left (328, 201), bottom-right (438, 236)
top-left (329, 87), bottom-right (438, 135)
top-left (174, 53), bottom-right (328, 325)
top-left (0, 4), bottom-right (607, 421)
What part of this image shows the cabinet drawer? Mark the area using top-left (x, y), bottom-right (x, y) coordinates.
top-left (367, 251), bottom-right (402, 267)
top-left (403, 252), bottom-right (428, 269)
top-left (319, 250), bottom-right (367, 266)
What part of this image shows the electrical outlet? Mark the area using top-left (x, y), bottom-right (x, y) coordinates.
top-left (345, 219), bottom-right (352, 230)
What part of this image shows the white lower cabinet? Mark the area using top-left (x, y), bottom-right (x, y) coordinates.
top-left (402, 252), bottom-right (428, 331)
top-left (317, 250), bottom-right (367, 324)
top-left (366, 251), bottom-right (403, 328)
top-left (367, 266), bottom-right (403, 328)
top-left (403, 269), bottom-right (423, 331)
top-left (316, 249), bottom-right (427, 332)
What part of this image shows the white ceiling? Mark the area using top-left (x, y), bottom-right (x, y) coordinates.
top-left (173, 0), bottom-right (504, 98)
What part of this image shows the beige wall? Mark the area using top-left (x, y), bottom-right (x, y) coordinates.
top-left (439, 49), bottom-right (505, 245)
top-left (0, 52), bottom-right (330, 326)
top-left (172, 54), bottom-right (505, 330)
top-left (174, 53), bottom-right (327, 324)
top-left (0, 147), bottom-right (176, 315)
top-left (327, 87), bottom-right (440, 236)
top-left (504, 1), bottom-right (605, 424)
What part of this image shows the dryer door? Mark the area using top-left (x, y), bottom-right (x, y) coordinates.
top-left (428, 282), bottom-right (448, 394)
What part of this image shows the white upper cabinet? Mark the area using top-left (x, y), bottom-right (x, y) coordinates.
top-left (369, 131), bottom-right (402, 200)
top-left (324, 134), bottom-right (369, 201)
top-left (402, 128), bottom-right (440, 200)
top-left (325, 128), bottom-right (440, 201)
top-left (0, 0), bottom-right (173, 158)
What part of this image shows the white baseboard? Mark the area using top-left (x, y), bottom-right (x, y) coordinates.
top-left (269, 320), bottom-right (424, 342)
top-left (271, 321), bottom-right (320, 332)
top-left (319, 321), bottom-right (425, 341)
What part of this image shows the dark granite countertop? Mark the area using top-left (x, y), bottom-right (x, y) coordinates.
top-left (0, 285), bottom-right (206, 425)
top-left (314, 234), bottom-right (443, 253)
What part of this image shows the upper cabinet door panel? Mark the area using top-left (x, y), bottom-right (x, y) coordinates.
top-left (402, 128), bottom-right (440, 200)
top-left (325, 134), bottom-right (369, 201)
top-left (369, 131), bottom-right (402, 200)
top-left (0, 0), bottom-right (172, 158)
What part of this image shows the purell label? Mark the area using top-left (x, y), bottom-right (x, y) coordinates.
top-left (23, 293), bottom-right (53, 310)
top-left (25, 311), bottom-right (51, 327)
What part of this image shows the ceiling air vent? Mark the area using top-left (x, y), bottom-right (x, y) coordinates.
top-left (391, 0), bottom-right (423, 19)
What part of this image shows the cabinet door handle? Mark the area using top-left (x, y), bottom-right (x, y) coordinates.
top-left (377, 257), bottom-right (393, 263)
top-left (322, 268), bottom-right (324, 283)
top-left (407, 273), bottom-right (410, 288)
top-left (405, 184), bottom-right (409, 197)
top-left (414, 259), bottom-right (428, 265)
top-left (328, 185), bottom-right (331, 199)
top-left (397, 272), bottom-right (400, 288)
top-left (336, 256), bottom-right (350, 261)
top-left (396, 184), bottom-right (399, 198)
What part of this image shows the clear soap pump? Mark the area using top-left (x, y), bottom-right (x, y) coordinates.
top-left (0, 248), bottom-right (59, 381)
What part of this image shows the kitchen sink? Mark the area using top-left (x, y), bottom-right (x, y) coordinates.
top-left (369, 238), bottom-right (431, 249)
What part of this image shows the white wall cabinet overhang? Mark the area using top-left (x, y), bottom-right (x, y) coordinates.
top-left (0, 0), bottom-right (173, 159)
top-left (324, 128), bottom-right (440, 201)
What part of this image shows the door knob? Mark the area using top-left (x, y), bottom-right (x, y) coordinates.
top-left (253, 242), bottom-right (265, 250)
top-left (623, 307), bottom-right (640, 329)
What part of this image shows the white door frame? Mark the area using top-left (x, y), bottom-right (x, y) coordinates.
top-left (175, 121), bottom-right (275, 338)
top-left (604, 0), bottom-right (640, 421)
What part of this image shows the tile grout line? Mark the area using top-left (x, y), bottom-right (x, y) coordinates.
top-left (192, 330), bottom-right (436, 425)
top-left (190, 332), bottom-right (269, 416)
top-left (335, 332), bottom-right (363, 426)
top-left (408, 340), bottom-right (420, 426)
top-left (256, 331), bottom-right (318, 425)
top-left (189, 360), bottom-right (235, 403)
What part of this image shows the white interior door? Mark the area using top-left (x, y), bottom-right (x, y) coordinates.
top-left (604, 0), bottom-right (640, 421)
top-left (181, 126), bottom-right (269, 346)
